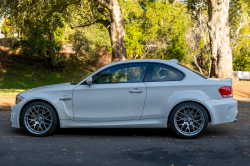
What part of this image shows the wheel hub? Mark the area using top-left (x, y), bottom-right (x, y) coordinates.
top-left (24, 105), bottom-right (53, 134)
top-left (174, 105), bottom-right (205, 136)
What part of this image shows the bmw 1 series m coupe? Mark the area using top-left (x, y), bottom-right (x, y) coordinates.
top-left (11, 59), bottom-right (237, 138)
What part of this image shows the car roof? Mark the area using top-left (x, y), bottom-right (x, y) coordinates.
top-left (105, 59), bottom-right (177, 67)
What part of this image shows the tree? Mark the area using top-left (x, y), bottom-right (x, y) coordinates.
top-left (70, 29), bottom-right (97, 71)
top-left (230, 0), bottom-right (250, 71)
top-left (96, 0), bottom-right (126, 62)
top-left (121, 0), bottom-right (191, 62)
top-left (64, 0), bottom-right (126, 62)
top-left (185, 0), bottom-right (211, 76)
top-left (207, 0), bottom-right (233, 78)
top-left (1, 17), bottom-right (14, 37)
top-left (0, 0), bottom-right (68, 66)
top-left (0, 0), bottom-right (127, 64)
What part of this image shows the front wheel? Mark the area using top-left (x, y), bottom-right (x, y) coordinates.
top-left (21, 101), bottom-right (58, 137)
top-left (169, 102), bottom-right (209, 139)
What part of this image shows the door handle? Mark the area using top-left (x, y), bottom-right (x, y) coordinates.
top-left (129, 89), bottom-right (143, 93)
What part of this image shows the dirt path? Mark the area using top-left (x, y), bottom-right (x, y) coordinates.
top-left (233, 81), bottom-right (250, 98)
top-left (0, 96), bottom-right (15, 111)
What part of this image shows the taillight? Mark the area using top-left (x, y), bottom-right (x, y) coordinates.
top-left (219, 86), bottom-right (233, 98)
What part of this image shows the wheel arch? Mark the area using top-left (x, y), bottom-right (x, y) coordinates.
top-left (167, 100), bottom-right (212, 125)
top-left (19, 99), bottom-right (60, 128)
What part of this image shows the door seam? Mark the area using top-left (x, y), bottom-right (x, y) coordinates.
top-left (140, 82), bottom-right (148, 119)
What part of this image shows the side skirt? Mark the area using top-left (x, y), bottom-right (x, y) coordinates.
top-left (60, 118), bottom-right (168, 128)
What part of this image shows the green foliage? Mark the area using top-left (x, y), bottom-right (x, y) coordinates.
top-left (233, 47), bottom-right (250, 71)
top-left (1, 17), bottom-right (14, 37)
top-left (1, 0), bottom-right (66, 66)
top-left (125, 24), bottom-right (144, 58)
top-left (120, 0), bottom-right (144, 58)
top-left (20, 27), bottom-right (62, 65)
top-left (20, 28), bottom-right (47, 56)
top-left (69, 25), bottom-right (111, 60)
top-left (230, 0), bottom-right (250, 71)
top-left (83, 25), bottom-right (111, 52)
top-left (2, 0), bottom-right (250, 74)
top-left (121, 0), bottom-right (191, 62)
top-left (54, 22), bottom-right (66, 41)
top-left (70, 29), bottom-right (95, 57)
top-left (47, 39), bottom-right (63, 65)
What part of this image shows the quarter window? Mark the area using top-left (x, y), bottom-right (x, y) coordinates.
top-left (94, 63), bottom-right (148, 84)
top-left (145, 63), bottom-right (184, 82)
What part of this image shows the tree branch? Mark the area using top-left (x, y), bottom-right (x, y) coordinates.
top-left (97, 7), bottom-right (111, 21)
top-left (94, 0), bottom-right (112, 10)
top-left (96, 20), bottom-right (110, 29)
top-left (171, 0), bottom-right (177, 5)
top-left (191, 53), bottom-right (204, 75)
top-left (65, 16), bottom-right (110, 30)
top-left (64, 10), bottom-right (73, 29)
top-left (76, 58), bottom-right (96, 71)
top-left (71, 20), bottom-right (97, 28)
top-left (87, 0), bottom-right (95, 20)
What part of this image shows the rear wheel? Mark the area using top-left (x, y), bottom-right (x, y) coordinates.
top-left (169, 102), bottom-right (208, 139)
top-left (21, 101), bottom-right (58, 137)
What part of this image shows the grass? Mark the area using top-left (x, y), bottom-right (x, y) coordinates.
top-left (0, 53), bottom-right (93, 96)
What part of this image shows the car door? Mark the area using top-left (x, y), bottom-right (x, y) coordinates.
top-left (141, 63), bottom-right (185, 119)
top-left (73, 63), bottom-right (148, 121)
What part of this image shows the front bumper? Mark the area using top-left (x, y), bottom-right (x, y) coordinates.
top-left (11, 104), bottom-right (22, 128)
top-left (203, 98), bottom-right (238, 125)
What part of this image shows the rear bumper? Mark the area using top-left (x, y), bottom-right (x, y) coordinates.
top-left (203, 98), bottom-right (238, 125)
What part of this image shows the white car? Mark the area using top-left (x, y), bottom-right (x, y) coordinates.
top-left (11, 59), bottom-right (237, 138)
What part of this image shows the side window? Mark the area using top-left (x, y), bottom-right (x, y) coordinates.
top-left (94, 63), bottom-right (148, 84)
top-left (145, 63), bottom-right (184, 82)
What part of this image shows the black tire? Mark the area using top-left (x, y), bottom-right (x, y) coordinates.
top-left (21, 101), bottom-right (58, 137)
top-left (169, 102), bottom-right (209, 139)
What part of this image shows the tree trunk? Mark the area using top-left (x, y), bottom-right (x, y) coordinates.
top-left (96, 0), bottom-right (127, 62)
top-left (44, 47), bottom-right (49, 66)
top-left (49, 30), bottom-right (59, 66)
top-left (207, 0), bottom-right (233, 78)
top-left (109, 0), bottom-right (126, 62)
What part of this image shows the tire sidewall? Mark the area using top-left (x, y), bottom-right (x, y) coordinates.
top-left (21, 101), bottom-right (58, 137)
top-left (169, 102), bottom-right (209, 139)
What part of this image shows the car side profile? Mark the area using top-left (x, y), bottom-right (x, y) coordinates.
top-left (11, 59), bottom-right (238, 138)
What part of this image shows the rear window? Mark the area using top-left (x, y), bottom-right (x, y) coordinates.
top-left (144, 63), bottom-right (184, 82)
top-left (178, 63), bottom-right (208, 79)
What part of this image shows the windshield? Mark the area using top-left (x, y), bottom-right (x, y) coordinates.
top-left (178, 63), bottom-right (208, 79)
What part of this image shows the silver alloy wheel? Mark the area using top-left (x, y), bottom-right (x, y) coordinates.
top-left (174, 105), bottom-right (205, 136)
top-left (24, 105), bottom-right (53, 134)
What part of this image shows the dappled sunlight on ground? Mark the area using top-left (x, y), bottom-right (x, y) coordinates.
top-left (233, 81), bottom-right (250, 98)
top-left (0, 96), bottom-right (15, 111)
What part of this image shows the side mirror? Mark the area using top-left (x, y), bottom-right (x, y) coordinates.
top-left (86, 77), bottom-right (93, 85)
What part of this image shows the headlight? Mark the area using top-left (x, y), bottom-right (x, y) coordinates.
top-left (16, 95), bottom-right (24, 105)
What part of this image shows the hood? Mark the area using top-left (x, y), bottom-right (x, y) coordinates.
top-left (19, 83), bottom-right (73, 95)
